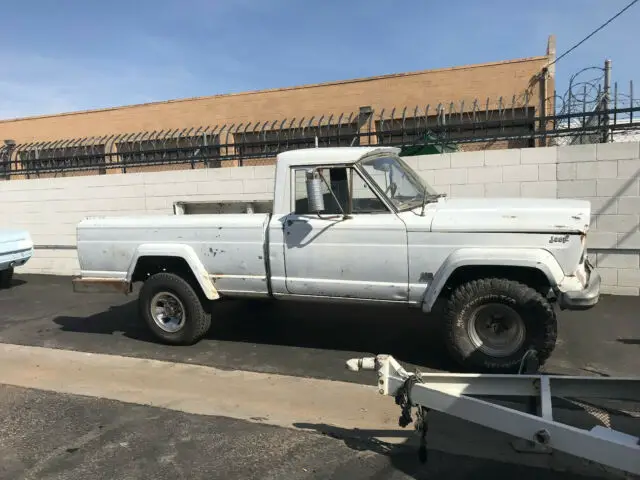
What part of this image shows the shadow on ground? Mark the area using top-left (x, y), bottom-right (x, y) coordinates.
top-left (292, 422), bottom-right (609, 479)
top-left (51, 299), bottom-right (637, 415)
top-left (0, 278), bottom-right (27, 290)
top-left (52, 299), bottom-right (457, 372)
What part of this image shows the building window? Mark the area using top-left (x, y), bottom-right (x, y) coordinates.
top-left (376, 108), bottom-right (536, 147)
top-left (376, 117), bottom-right (427, 146)
top-left (116, 135), bottom-right (220, 166)
top-left (236, 123), bottom-right (359, 157)
top-left (18, 144), bottom-right (106, 172)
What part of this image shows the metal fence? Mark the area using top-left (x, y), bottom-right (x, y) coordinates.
top-left (0, 80), bottom-right (638, 178)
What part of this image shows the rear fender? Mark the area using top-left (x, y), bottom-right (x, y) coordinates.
top-left (126, 243), bottom-right (220, 300)
top-left (421, 247), bottom-right (564, 313)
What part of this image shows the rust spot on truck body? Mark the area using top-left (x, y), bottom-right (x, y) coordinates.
top-left (72, 277), bottom-right (131, 295)
top-left (418, 272), bottom-right (434, 283)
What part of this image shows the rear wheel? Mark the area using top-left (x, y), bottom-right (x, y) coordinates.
top-left (0, 268), bottom-right (14, 289)
top-left (138, 272), bottom-right (211, 345)
top-left (443, 278), bottom-right (557, 373)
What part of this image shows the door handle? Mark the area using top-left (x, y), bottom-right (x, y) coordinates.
top-left (286, 219), bottom-right (307, 226)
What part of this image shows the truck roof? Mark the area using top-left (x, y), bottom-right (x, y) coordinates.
top-left (276, 146), bottom-right (400, 167)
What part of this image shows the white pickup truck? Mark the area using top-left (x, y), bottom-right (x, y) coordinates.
top-left (0, 229), bottom-right (33, 288)
top-left (73, 146), bottom-right (601, 373)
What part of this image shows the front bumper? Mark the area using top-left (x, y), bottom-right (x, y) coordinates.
top-left (557, 260), bottom-right (601, 311)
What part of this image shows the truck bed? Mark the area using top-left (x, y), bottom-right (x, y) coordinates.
top-left (173, 200), bottom-right (272, 215)
top-left (77, 214), bottom-right (271, 295)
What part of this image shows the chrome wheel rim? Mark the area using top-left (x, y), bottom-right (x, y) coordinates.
top-left (150, 292), bottom-right (186, 333)
top-left (468, 303), bottom-right (526, 357)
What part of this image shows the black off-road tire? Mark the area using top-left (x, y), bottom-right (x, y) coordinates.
top-left (443, 278), bottom-right (557, 373)
top-left (0, 268), bottom-right (14, 289)
top-left (138, 272), bottom-right (211, 345)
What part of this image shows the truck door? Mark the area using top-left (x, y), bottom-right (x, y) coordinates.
top-left (283, 165), bottom-right (409, 302)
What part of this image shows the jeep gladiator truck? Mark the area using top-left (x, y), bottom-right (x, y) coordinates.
top-left (0, 229), bottom-right (33, 289)
top-left (72, 146), bottom-right (601, 373)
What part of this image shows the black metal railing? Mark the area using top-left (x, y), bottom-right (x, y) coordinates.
top-left (1, 81), bottom-right (638, 178)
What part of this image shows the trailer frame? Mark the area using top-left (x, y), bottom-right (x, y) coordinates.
top-left (346, 355), bottom-right (640, 476)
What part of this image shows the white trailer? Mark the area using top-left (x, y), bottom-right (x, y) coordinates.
top-left (346, 354), bottom-right (640, 476)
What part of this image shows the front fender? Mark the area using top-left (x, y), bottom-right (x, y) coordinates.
top-left (421, 247), bottom-right (564, 313)
top-left (126, 243), bottom-right (220, 300)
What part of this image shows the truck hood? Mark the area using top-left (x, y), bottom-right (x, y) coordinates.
top-left (428, 198), bottom-right (591, 233)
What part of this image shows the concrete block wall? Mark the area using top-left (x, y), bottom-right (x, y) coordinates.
top-left (1, 141), bottom-right (639, 295)
top-left (407, 142), bottom-right (640, 296)
top-left (0, 165), bottom-right (275, 276)
top-left (555, 142), bottom-right (640, 296)
top-left (402, 147), bottom-right (559, 200)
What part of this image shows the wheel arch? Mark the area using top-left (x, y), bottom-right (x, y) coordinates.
top-left (421, 248), bottom-right (564, 313)
top-left (126, 244), bottom-right (219, 301)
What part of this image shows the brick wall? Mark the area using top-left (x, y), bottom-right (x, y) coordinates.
top-left (0, 57), bottom-right (549, 144)
top-left (2, 141), bottom-right (638, 295)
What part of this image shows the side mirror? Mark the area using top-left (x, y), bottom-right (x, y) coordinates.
top-left (305, 170), bottom-right (325, 213)
top-left (371, 158), bottom-right (392, 172)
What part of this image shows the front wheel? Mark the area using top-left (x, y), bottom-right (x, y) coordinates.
top-left (138, 272), bottom-right (212, 345)
top-left (443, 278), bottom-right (557, 373)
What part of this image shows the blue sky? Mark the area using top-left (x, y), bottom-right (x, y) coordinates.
top-left (0, 0), bottom-right (637, 119)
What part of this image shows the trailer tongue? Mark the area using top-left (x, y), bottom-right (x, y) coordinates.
top-left (346, 354), bottom-right (640, 476)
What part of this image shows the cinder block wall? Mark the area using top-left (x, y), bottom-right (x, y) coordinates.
top-left (1, 141), bottom-right (639, 295)
top-left (0, 166), bottom-right (275, 276)
top-left (556, 143), bottom-right (640, 295)
top-left (405, 142), bottom-right (640, 296)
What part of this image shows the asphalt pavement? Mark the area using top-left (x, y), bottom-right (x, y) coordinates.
top-left (0, 274), bottom-right (638, 479)
top-left (0, 384), bottom-right (620, 480)
top-left (0, 274), bottom-right (638, 379)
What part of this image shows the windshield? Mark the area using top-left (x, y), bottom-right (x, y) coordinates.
top-left (357, 155), bottom-right (439, 211)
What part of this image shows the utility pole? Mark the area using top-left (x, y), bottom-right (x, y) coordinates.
top-left (603, 59), bottom-right (612, 143)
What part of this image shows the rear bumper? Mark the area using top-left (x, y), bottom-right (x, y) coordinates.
top-left (72, 277), bottom-right (131, 294)
top-left (557, 260), bottom-right (601, 311)
top-left (0, 247), bottom-right (34, 271)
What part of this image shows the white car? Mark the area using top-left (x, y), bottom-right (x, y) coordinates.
top-left (72, 146), bottom-right (600, 373)
top-left (0, 229), bottom-right (33, 288)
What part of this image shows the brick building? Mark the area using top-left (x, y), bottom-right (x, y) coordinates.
top-left (0, 36), bottom-right (556, 178)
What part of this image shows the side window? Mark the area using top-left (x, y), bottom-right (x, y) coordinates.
top-left (294, 168), bottom-right (314, 214)
top-left (292, 166), bottom-right (389, 215)
top-left (351, 169), bottom-right (388, 213)
top-left (293, 167), bottom-right (349, 215)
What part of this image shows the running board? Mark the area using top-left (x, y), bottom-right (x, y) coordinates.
top-left (346, 355), bottom-right (640, 476)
